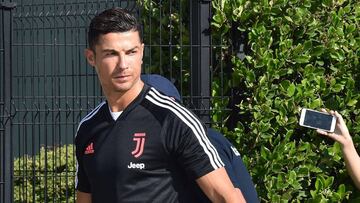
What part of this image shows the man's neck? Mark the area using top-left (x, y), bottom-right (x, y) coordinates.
top-left (105, 81), bottom-right (144, 112)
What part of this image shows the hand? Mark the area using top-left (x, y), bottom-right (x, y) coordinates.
top-left (316, 109), bottom-right (353, 149)
top-left (316, 109), bottom-right (360, 190)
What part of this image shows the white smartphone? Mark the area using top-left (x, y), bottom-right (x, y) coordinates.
top-left (299, 108), bottom-right (337, 132)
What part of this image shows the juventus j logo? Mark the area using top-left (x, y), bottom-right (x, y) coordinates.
top-left (131, 133), bottom-right (146, 158)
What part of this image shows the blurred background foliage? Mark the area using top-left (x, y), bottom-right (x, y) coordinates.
top-left (210, 0), bottom-right (360, 202)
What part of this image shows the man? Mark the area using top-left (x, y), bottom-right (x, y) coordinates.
top-left (75, 8), bottom-right (245, 202)
top-left (141, 74), bottom-right (259, 203)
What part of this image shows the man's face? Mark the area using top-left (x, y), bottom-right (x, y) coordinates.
top-left (85, 31), bottom-right (144, 95)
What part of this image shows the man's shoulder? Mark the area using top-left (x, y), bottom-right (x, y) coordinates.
top-left (76, 101), bottom-right (107, 133)
top-left (80, 101), bottom-right (106, 122)
top-left (144, 87), bottom-right (192, 120)
top-left (75, 101), bottom-right (107, 153)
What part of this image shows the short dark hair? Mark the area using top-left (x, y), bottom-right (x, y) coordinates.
top-left (88, 7), bottom-right (142, 50)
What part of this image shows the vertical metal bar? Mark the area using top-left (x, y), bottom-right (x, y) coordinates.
top-left (190, 0), bottom-right (211, 126)
top-left (169, 0), bottom-right (173, 79)
top-left (0, 6), bottom-right (4, 203)
top-left (159, 0), bottom-right (163, 75)
top-left (1, 2), bottom-right (17, 203)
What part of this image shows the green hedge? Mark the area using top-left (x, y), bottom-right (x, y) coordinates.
top-left (14, 145), bottom-right (76, 203)
top-left (211, 0), bottom-right (360, 202)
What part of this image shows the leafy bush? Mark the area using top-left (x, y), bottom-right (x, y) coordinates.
top-left (14, 145), bottom-right (76, 203)
top-left (211, 0), bottom-right (360, 201)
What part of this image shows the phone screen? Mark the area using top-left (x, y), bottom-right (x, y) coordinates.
top-left (303, 110), bottom-right (334, 131)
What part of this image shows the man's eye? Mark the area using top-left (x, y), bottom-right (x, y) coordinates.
top-left (105, 52), bottom-right (116, 56)
top-left (128, 50), bottom-right (137, 55)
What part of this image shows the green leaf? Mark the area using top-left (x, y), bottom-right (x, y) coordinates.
top-left (310, 190), bottom-right (317, 198)
top-left (259, 75), bottom-right (267, 85)
top-left (332, 84), bottom-right (344, 92)
top-left (285, 16), bottom-right (293, 22)
top-left (304, 40), bottom-right (313, 51)
top-left (287, 83), bottom-right (296, 97)
top-left (315, 176), bottom-right (324, 190)
top-left (246, 70), bottom-right (256, 82)
top-left (261, 146), bottom-right (271, 160)
top-left (233, 6), bottom-right (243, 18)
top-left (213, 12), bottom-right (225, 24)
top-left (312, 46), bottom-right (325, 57)
top-left (297, 167), bottom-right (309, 177)
top-left (330, 51), bottom-right (345, 61)
top-left (289, 170), bottom-right (297, 183)
top-left (347, 99), bottom-right (357, 106)
top-left (337, 184), bottom-right (346, 197)
top-left (316, 60), bottom-right (324, 66)
top-left (294, 55), bottom-right (311, 63)
top-left (310, 98), bottom-right (322, 109)
top-left (328, 26), bottom-right (337, 35)
top-left (324, 176), bottom-right (334, 188)
top-left (346, 24), bottom-right (356, 34)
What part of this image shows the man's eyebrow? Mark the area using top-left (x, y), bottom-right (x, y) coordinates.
top-left (102, 49), bottom-right (118, 53)
top-left (127, 46), bottom-right (140, 51)
top-left (101, 46), bottom-right (140, 53)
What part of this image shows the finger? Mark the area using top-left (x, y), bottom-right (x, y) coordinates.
top-left (325, 132), bottom-right (341, 141)
top-left (328, 131), bottom-right (350, 146)
top-left (316, 129), bottom-right (328, 135)
top-left (321, 130), bottom-right (344, 142)
top-left (334, 111), bottom-right (352, 138)
top-left (334, 111), bottom-right (345, 125)
top-left (317, 128), bottom-right (334, 137)
top-left (320, 108), bottom-right (327, 113)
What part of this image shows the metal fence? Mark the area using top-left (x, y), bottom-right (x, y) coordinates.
top-left (1, 2), bottom-right (17, 202)
top-left (1, 0), bottom-right (233, 202)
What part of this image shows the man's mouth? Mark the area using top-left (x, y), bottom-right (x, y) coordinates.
top-left (113, 75), bottom-right (130, 82)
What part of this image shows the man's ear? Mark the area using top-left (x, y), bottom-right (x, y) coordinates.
top-left (84, 48), bottom-right (96, 67)
top-left (140, 43), bottom-right (145, 65)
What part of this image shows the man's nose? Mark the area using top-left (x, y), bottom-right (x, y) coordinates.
top-left (117, 54), bottom-right (127, 69)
